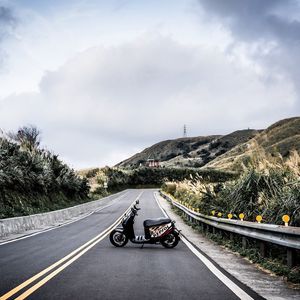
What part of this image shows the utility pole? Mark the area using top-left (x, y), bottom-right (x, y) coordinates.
top-left (183, 124), bottom-right (187, 137)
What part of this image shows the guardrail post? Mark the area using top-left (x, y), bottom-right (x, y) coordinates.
top-left (205, 224), bottom-right (210, 233)
top-left (208, 225), bottom-right (212, 234)
top-left (287, 248), bottom-right (296, 268)
top-left (212, 227), bottom-right (216, 234)
top-left (200, 222), bottom-right (204, 232)
top-left (259, 241), bottom-right (266, 258)
top-left (242, 237), bottom-right (247, 249)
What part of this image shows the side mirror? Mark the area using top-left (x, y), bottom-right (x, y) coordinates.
top-left (136, 200), bottom-right (139, 204)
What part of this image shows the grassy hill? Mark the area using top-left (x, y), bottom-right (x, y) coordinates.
top-left (116, 117), bottom-right (299, 170)
top-left (116, 130), bottom-right (259, 168)
top-left (205, 117), bottom-right (300, 171)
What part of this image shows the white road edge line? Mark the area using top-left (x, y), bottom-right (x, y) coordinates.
top-left (0, 191), bottom-right (129, 246)
top-left (154, 191), bottom-right (254, 300)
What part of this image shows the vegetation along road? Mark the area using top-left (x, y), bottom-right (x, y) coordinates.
top-left (0, 189), bottom-right (263, 300)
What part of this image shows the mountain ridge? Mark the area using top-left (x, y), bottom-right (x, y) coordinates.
top-left (116, 129), bottom-right (260, 169)
top-left (116, 117), bottom-right (300, 170)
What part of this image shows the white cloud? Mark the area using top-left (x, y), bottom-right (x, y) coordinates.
top-left (0, 1), bottom-right (299, 169)
top-left (197, 0), bottom-right (300, 110)
top-left (0, 34), bottom-right (297, 168)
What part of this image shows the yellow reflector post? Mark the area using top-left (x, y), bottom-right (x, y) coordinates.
top-left (217, 212), bottom-right (222, 217)
top-left (282, 215), bottom-right (290, 226)
top-left (228, 213), bottom-right (233, 219)
top-left (256, 215), bottom-right (263, 223)
top-left (239, 213), bottom-right (245, 221)
top-left (211, 210), bottom-right (216, 216)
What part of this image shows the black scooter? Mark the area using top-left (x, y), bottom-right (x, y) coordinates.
top-left (109, 200), bottom-right (180, 248)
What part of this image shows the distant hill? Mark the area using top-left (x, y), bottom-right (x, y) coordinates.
top-left (116, 117), bottom-right (300, 170)
top-left (205, 117), bottom-right (300, 171)
top-left (116, 129), bottom-right (259, 168)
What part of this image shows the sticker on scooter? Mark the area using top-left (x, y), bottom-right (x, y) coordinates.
top-left (149, 223), bottom-right (172, 238)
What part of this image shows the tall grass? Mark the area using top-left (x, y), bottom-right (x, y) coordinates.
top-left (162, 147), bottom-right (300, 226)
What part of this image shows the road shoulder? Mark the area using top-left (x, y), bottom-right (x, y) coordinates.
top-left (156, 191), bottom-right (300, 300)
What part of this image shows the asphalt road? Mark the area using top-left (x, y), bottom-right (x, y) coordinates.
top-left (0, 189), bottom-right (262, 300)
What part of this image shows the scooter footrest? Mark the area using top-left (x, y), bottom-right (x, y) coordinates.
top-left (135, 235), bottom-right (149, 242)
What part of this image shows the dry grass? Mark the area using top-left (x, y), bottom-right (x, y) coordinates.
top-left (163, 147), bottom-right (300, 226)
top-left (205, 117), bottom-right (300, 172)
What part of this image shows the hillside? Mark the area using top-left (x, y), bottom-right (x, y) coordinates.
top-left (116, 130), bottom-right (259, 168)
top-left (205, 117), bottom-right (300, 171)
top-left (116, 117), bottom-right (300, 170)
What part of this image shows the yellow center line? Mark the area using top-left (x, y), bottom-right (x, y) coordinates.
top-left (0, 191), bottom-right (143, 300)
top-left (1, 224), bottom-right (114, 300)
top-left (15, 220), bottom-right (119, 299)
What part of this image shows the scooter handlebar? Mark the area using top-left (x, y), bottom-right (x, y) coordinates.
top-left (133, 205), bottom-right (141, 210)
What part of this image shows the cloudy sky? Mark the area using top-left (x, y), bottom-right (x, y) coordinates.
top-left (0, 0), bottom-right (299, 169)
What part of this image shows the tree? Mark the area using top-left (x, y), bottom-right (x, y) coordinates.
top-left (9, 125), bottom-right (41, 152)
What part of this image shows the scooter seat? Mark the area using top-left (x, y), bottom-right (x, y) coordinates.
top-left (143, 218), bottom-right (171, 227)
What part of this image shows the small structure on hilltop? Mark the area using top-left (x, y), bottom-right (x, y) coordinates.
top-left (146, 158), bottom-right (160, 168)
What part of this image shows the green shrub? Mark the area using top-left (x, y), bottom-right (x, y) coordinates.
top-left (0, 128), bottom-right (90, 218)
top-left (88, 166), bottom-right (237, 195)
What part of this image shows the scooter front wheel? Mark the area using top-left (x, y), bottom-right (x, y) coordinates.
top-left (110, 230), bottom-right (128, 247)
top-left (161, 232), bottom-right (180, 248)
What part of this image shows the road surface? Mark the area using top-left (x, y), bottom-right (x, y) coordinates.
top-left (0, 189), bottom-right (263, 300)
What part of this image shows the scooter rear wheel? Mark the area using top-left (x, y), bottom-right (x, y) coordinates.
top-left (161, 232), bottom-right (179, 248)
top-left (110, 230), bottom-right (128, 247)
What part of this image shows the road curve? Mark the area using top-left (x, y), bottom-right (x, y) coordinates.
top-left (0, 189), bottom-right (263, 300)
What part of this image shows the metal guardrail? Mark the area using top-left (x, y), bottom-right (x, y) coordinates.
top-left (160, 191), bottom-right (300, 252)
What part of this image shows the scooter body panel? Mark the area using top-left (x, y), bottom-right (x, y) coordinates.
top-left (146, 222), bottom-right (173, 239)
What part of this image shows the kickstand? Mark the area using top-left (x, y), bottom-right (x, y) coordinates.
top-left (140, 243), bottom-right (144, 249)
